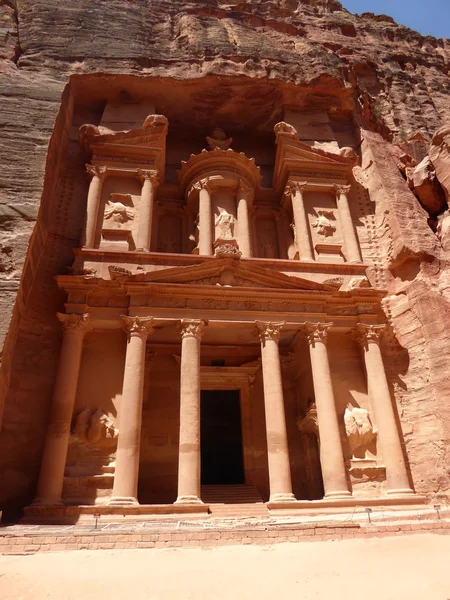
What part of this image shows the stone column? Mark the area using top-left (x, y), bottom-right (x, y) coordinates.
top-left (256, 322), bottom-right (296, 503)
top-left (136, 170), bottom-right (159, 252)
top-left (286, 181), bottom-right (314, 261)
top-left (194, 179), bottom-right (213, 256)
top-left (83, 165), bottom-right (106, 248)
top-left (33, 313), bottom-right (92, 505)
top-left (354, 325), bottom-right (414, 495)
top-left (110, 316), bottom-right (154, 505)
top-left (176, 319), bottom-right (206, 504)
top-left (237, 181), bottom-right (253, 258)
top-left (334, 184), bottom-right (362, 264)
top-left (302, 323), bottom-right (351, 498)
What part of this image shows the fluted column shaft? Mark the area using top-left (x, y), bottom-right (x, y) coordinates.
top-left (237, 182), bottom-right (252, 258)
top-left (286, 181), bottom-right (314, 261)
top-left (334, 184), bottom-right (362, 264)
top-left (355, 325), bottom-right (413, 495)
top-left (34, 313), bottom-right (92, 505)
top-left (176, 319), bottom-right (205, 504)
top-left (303, 323), bottom-right (351, 498)
top-left (257, 322), bottom-right (295, 503)
top-left (110, 317), bottom-right (154, 505)
top-left (83, 165), bottom-right (106, 248)
top-left (196, 180), bottom-right (213, 256)
top-left (137, 170), bottom-right (158, 252)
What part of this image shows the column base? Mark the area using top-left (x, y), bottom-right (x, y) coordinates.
top-left (324, 490), bottom-right (352, 499)
top-left (269, 492), bottom-right (297, 503)
top-left (386, 488), bottom-right (415, 496)
top-left (30, 497), bottom-right (64, 507)
top-left (174, 495), bottom-right (204, 505)
top-left (135, 247), bottom-right (150, 253)
top-left (108, 496), bottom-right (139, 506)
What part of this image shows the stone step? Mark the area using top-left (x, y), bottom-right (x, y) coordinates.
top-left (208, 502), bottom-right (269, 518)
top-left (201, 484), bottom-right (264, 504)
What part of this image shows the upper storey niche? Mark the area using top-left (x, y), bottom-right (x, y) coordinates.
top-left (74, 90), bottom-right (365, 280)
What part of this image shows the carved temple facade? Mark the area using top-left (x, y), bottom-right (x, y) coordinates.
top-left (25, 102), bottom-right (424, 521)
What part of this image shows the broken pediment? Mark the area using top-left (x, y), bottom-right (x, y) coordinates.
top-left (273, 122), bottom-right (352, 193)
top-left (125, 258), bottom-right (330, 291)
top-left (79, 115), bottom-right (168, 174)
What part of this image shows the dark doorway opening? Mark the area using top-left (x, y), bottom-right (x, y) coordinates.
top-left (201, 390), bottom-right (245, 485)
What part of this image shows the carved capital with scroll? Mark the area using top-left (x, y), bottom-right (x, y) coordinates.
top-left (237, 180), bottom-right (253, 198)
top-left (180, 319), bottom-right (206, 340)
top-left (285, 180), bottom-right (308, 197)
top-left (351, 324), bottom-right (386, 349)
top-left (300, 322), bottom-right (333, 345)
top-left (256, 321), bottom-right (285, 344)
top-left (137, 169), bottom-right (159, 186)
top-left (57, 312), bottom-right (92, 334)
top-left (188, 178), bottom-right (212, 198)
top-left (333, 184), bottom-right (351, 196)
top-left (121, 316), bottom-right (154, 339)
top-left (85, 164), bottom-right (107, 180)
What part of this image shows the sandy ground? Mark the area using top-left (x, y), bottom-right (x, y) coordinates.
top-left (1, 533), bottom-right (449, 600)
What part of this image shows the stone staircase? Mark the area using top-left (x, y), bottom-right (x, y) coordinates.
top-left (201, 485), bottom-right (269, 517)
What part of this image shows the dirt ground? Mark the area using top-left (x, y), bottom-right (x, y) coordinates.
top-left (1, 533), bottom-right (449, 599)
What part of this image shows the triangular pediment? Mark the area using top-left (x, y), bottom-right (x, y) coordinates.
top-left (126, 258), bottom-right (330, 291)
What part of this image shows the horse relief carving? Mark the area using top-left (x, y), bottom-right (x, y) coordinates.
top-left (312, 209), bottom-right (336, 237)
top-left (344, 403), bottom-right (376, 459)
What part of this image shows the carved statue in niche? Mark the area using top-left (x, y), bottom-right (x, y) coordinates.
top-left (206, 127), bottom-right (233, 151)
top-left (312, 209), bottom-right (336, 237)
top-left (344, 403), bottom-right (376, 459)
top-left (104, 194), bottom-right (134, 226)
top-left (215, 208), bottom-right (235, 240)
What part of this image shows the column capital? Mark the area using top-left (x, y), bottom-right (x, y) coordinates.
top-left (237, 180), bottom-right (253, 198)
top-left (180, 319), bottom-right (206, 340)
top-left (188, 178), bottom-right (212, 197)
top-left (352, 324), bottom-right (386, 348)
top-left (285, 180), bottom-right (308, 196)
top-left (85, 164), bottom-right (107, 179)
top-left (121, 316), bottom-right (154, 339)
top-left (57, 312), bottom-right (92, 334)
top-left (256, 321), bottom-right (285, 343)
top-left (300, 322), bottom-right (333, 345)
top-left (137, 169), bottom-right (159, 186)
top-left (334, 183), bottom-right (351, 196)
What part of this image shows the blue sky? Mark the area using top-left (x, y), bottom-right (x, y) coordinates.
top-left (340, 0), bottom-right (450, 39)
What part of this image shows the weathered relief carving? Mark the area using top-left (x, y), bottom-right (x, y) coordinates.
top-left (104, 194), bottom-right (134, 225)
top-left (206, 128), bottom-right (233, 151)
top-left (73, 408), bottom-right (118, 445)
top-left (215, 209), bottom-right (235, 240)
top-left (344, 404), bottom-right (377, 459)
top-left (312, 209), bottom-right (336, 237)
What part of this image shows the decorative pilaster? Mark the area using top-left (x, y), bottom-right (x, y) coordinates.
top-left (176, 319), bottom-right (206, 504)
top-left (285, 181), bottom-right (314, 261)
top-left (110, 316), bottom-right (154, 506)
top-left (33, 313), bottom-right (92, 505)
top-left (256, 321), bottom-right (296, 503)
top-left (83, 165), bottom-right (107, 248)
top-left (191, 179), bottom-right (213, 256)
top-left (301, 323), bottom-right (351, 498)
top-left (137, 170), bottom-right (159, 252)
top-left (236, 181), bottom-right (253, 258)
top-left (353, 324), bottom-right (413, 495)
top-left (334, 184), bottom-right (362, 263)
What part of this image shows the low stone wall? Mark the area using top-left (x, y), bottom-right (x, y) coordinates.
top-left (1, 521), bottom-right (449, 555)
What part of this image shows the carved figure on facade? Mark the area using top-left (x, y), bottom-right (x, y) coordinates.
top-left (215, 209), bottom-right (235, 240)
top-left (312, 209), bottom-right (336, 237)
top-left (206, 128), bottom-right (233, 151)
top-left (104, 197), bottom-right (134, 225)
top-left (273, 121), bottom-right (299, 140)
top-left (344, 403), bottom-right (377, 459)
top-left (72, 408), bottom-right (118, 445)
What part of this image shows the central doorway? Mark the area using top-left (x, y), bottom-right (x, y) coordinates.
top-left (200, 390), bottom-right (245, 485)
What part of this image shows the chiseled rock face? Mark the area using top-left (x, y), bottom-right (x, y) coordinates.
top-left (0, 0), bottom-right (450, 511)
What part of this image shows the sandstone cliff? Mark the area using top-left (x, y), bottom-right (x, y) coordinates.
top-left (1, 0), bottom-right (450, 513)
